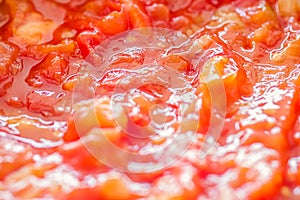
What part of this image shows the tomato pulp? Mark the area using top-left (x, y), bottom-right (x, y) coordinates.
top-left (1, 0), bottom-right (300, 199)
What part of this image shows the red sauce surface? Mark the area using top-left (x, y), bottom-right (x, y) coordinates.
top-left (1, 0), bottom-right (300, 199)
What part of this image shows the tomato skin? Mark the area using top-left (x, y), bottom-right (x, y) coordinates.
top-left (170, 15), bottom-right (191, 30)
top-left (146, 3), bottom-right (170, 27)
top-left (76, 30), bottom-right (105, 58)
top-left (63, 116), bottom-right (80, 142)
top-left (121, 0), bottom-right (151, 28)
top-left (0, 40), bottom-right (20, 81)
top-left (25, 39), bottom-right (78, 59)
top-left (25, 53), bottom-right (69, 87)
top-left (40, 55), bottom-right (69, 85)
top-left (166, 0), bottom-right (192, 12)
top-left (98, 9), bottom-right (128, 35)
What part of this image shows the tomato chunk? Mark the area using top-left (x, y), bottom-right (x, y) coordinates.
top-left (26, 53), bottom-right (69, 87)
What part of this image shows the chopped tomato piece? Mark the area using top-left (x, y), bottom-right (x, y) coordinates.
top-left (26, 53), bottom-right (69, 87)
top-left (146, 3), bottom-right (170, 27)
top-left (25, 39), bottom-right (78, 59)
top-left (1, 0), bottom-right (300, 199)
top-left (0, 138), bottom-right (33, 180)
top-left (121, 0), bottom-right (151, 28)
top-left (0, 41), bottom-right (20, 81)
top-left (76, 30), bottom-right (105, 58)
top-left (98, 9), bottom-right (128, 35)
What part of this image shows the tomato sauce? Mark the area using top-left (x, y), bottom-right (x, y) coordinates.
top-left (0, 0), bottom-right (300, 199)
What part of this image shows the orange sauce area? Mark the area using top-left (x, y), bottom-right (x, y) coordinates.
top-left (1, 0), bottom-right (300, 199)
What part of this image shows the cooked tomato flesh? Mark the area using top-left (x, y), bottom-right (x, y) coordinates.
top-left (1, 0), bottom-right (300, 199)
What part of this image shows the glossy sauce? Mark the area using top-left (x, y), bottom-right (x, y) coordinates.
top-left (0, 0), bottom-right (300, 199)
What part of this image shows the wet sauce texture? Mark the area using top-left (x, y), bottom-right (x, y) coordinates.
top-left (1, 0), bottom-right (300, 199)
